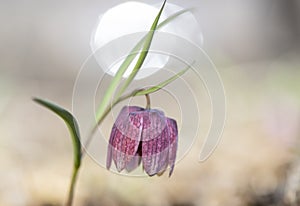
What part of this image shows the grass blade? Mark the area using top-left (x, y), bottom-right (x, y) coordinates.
top-left (115, 0), bottom-right (167, 99)
top-left (94, 0), bottom-right (167, 124)
top-left (157, 8), bottom-right (191, 29)
top-left (33, 98), bottom-right (81, 169)
top-left (134, 63), bottom-right (193, 96)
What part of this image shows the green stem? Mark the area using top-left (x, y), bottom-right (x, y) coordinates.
top-left (66, 166), bottom-right (80, 206)
top-left (145, 94), bottom-right (151, 109)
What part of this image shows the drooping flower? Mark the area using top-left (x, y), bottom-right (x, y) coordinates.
top-left (106, 106), bottom-right (178, 176)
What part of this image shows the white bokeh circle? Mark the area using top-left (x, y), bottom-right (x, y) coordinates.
top-left (90, 1), bottom-right (203, 80)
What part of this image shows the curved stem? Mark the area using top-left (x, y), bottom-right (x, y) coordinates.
top-left (66, 166), bottom-right (80, 206)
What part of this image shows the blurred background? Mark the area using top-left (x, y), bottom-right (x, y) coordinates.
top-left (1, 0), bottom-right (300, 205)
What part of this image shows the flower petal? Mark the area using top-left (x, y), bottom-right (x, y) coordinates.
top-left (107, 106), bottom-right (143, 172)
top-left (167, 118), bottom-right (178, 177)
top-left (141, 109), bottom-right (166, 141)
top-left (125, 153), bottom-right (142, 172)
top-left (106, 123), bottom-right (117, 170)
top-left (142, 110), bottom-right (170, 176)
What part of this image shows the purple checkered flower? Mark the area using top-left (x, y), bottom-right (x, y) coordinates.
top-left (106, 106), bottom-right (178, 176)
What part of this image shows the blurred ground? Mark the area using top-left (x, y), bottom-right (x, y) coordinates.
top-left (1, 0), bottom-right (300, 206)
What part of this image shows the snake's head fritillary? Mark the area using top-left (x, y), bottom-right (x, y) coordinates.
top-left (106, 106), bottom-right (178, 176)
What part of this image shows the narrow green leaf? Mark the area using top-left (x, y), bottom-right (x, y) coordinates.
top-left (94, 0), bottom-right (167, 123)
top-left (134, 62), bottom-right (193, 96)
top-left (157, 8), bottom-right (191, 29)
top-left (33, 98), bottom-right (81, 169)
top-left (115, 0), bottom-right (167, 99)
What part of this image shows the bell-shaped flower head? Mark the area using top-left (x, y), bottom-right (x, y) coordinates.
top-left (106, 106), bottom-right (178, 176)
